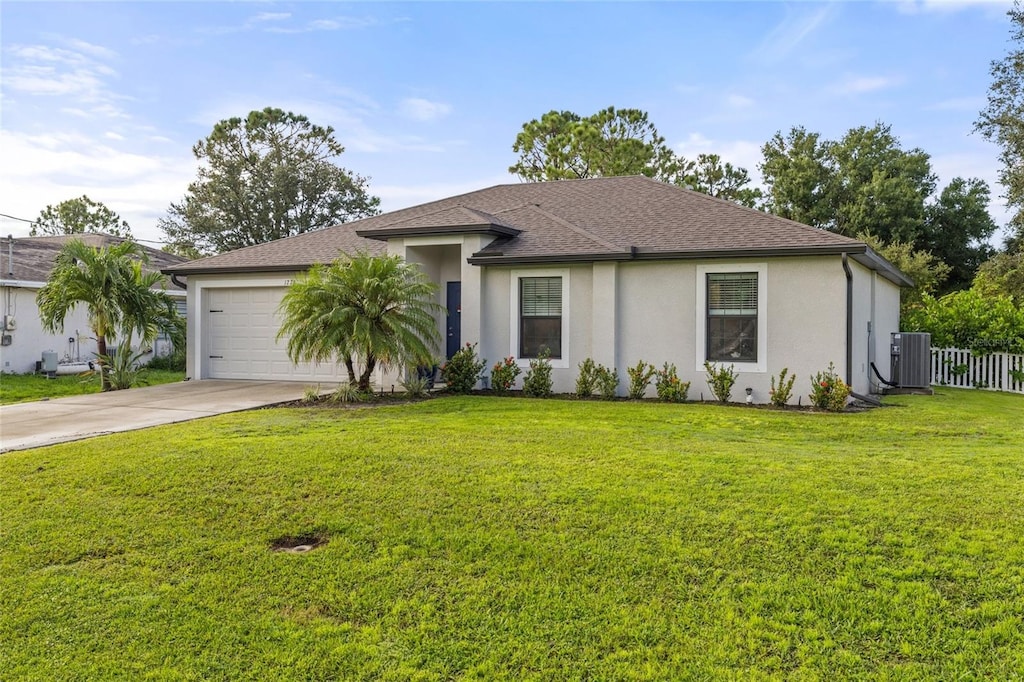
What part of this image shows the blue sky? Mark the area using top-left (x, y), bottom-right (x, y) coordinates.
top-left (0, 0), bottom-right (1014, 246)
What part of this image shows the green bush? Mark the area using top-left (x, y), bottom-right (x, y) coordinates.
top-left (809, 362), bottom-right (850, 412)
top-left (626, 360), bottom-right (656, 399)
top-left (490, 356), bottom-right (521, 394)
top-left (904, 288), bottom-right (1024, 354)
top-left (400, 374), bottom-right (431, 398)
top-left (704, 361), bottom-right (738, 402)
top-left (595, 364), bottom-right (619, 399)
top-left (146, 346), bottom-right (186, 372)
top-left (442, 343), bottom-right (486, 394)
top-left (654, 363), bottom-right (689, 402)
top-left (331, 383), bottom-right (365, 404)
top-left (769, 368), bottom-right (797, 407)
top-left (303, 384), bottom-right (321, 403)
top-left (104, 347), bottom-right (148, 390)
top-left (522, 350), bottom-right (553, 398)
top-left (576, 358), bottom-right (599, 398)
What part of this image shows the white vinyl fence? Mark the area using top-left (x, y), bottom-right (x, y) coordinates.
top-left (931, 348), bottom-right (1024, 395)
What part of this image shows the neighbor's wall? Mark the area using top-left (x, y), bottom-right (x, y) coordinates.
top-left (0, 285), bottom-right (99, 374)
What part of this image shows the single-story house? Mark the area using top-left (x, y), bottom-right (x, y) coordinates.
top-left (0, 234), bottom-right (187, 374)
top-left (163, 176), bottom-right (910, 403)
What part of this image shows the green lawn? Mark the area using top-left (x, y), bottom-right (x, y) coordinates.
top-left (0, 369), bottom-right (185, 404)
top-left (1, 389), bottom-right (1022, 679)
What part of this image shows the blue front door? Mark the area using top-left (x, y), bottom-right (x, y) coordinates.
top-left (446, 281), bottom-right (461, 360)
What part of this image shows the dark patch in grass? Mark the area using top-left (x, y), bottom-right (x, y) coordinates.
top-left (270, 532), bottom-right (329, 554)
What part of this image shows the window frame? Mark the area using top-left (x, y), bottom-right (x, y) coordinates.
top-left (695, 263), bottom-right (767, 373)
top-left (510, 268), bottom-right (570, 369)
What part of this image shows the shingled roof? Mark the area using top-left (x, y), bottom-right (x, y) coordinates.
top-left (163, 176), bottom-right (910, 285)
top-left (1, 234), bottom-right (187, 289)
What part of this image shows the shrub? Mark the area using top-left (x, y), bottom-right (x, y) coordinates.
top-left (146, 346), bottom-right (186, 372)
top-left (575, 358), bottom-right (599, 398)
top-left (400, 374), bottom-right (431, 398)
top-left (625, 360), bottom-right (656, 400)
top-left (442, 342), bottom-right (486, 394)
top-left (104, 346), bottom-right (148, 390)
top-left (595, 364), bottom-right (619, 399)
top-left (303, 384), bottom-right (321, 403)
top-left (903, 288), bottom-right (1024, 354)
top-left (522, 350), bottom-right (553, 398)
top-left (654, 363), bottom-right (689, 402)
top-left (809, 362), bottom-right (850, 412)
top-left (490, 356), bottom-right (521, 394)
top-left (704, 361), bottom-right (738, 402)
top-left (331, 383), bottom-right (365, 404)
top-left (769, 368), bottom-right (796, 407)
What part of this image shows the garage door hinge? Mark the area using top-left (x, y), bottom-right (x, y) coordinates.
top-left (209, 309), bottom-right (224, 313)
top-left (209, 355), bottom-right (223, 359)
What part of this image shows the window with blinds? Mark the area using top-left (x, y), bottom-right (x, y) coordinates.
top-left (520, 276), bottom-right (562, 358)
top-left (706, 272), bottom-right (757, 362)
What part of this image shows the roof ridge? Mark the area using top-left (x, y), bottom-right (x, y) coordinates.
top-left (524, 204), bottom-right (625, 253)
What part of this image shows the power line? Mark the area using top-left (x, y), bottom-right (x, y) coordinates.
top-left (0, 212), bottom-right (174, 246)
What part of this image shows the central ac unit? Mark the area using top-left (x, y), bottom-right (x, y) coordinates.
top-left (891, 332), bottom-right (931, 389)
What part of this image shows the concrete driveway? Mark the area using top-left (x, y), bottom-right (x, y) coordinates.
top-left (0, 380), bottom-right (331, 453)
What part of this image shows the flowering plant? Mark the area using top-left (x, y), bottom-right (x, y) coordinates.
top-left (809, 362), bottom-right (850, 411)
top-left (441, 342), bottom-right (486, 394)
top-left (490, 356), bottom-right (521, 393)
top-left (655, 362), bottom-right (690, 402)
top-left (626, 360), bottom-right (656, 399)
top-left (522, 349), bottom-right (553, 397)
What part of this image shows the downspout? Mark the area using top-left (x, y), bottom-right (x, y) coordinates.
top-left (842, 253), bottom-right (852, 386)
top-left (842, 253), bottom-right (882, 406)
top-left (170, 274), bottom-right (187, 290)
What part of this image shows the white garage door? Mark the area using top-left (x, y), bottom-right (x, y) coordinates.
top-left (205, 287), bottom-right (346, 381)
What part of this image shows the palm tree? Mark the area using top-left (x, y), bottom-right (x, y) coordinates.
top-left (36, 239), bottom-right (183, 390)
top-left (278, 253), bottom-right (443, 391)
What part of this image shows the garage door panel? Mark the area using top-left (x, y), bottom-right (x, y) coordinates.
top-left (205, 287), bottom-right (344, 381)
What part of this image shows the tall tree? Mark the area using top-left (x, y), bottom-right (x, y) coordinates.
top-left (681, 153), bottom-right (764, 208)
top-left (510, 107), bottom-right (682, 182)
top-left (858, 232), bottom-right (951, 315)
top-left (30, 195), bottom-right (132, 239)
top-left (922, 177), bottom-right (998, 293)
top-left (976, 1), bottom-right (1024, 250)
top-left (758, 126), bottom-right (835, 227)
top-left (36, 239), bottom-right (182, 391)
top-left (760, 123), bottom-right (934, 242)
top-left (159, 107), bottom-right (380, 255)
top-left (973, 251), bottom-right (1024, 306)
top-left (277, 253), bottom-right (443, 392)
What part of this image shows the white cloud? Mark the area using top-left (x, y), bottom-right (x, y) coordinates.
top-left (2, 40), bottom-right (129, 118)
top-left (399, 97), bottom-right (452, 122)
top-left (829, 74), bottom-right (901, 96)
top-left (725, 94), bottom-right (755, 109)
top-left (674, 133), bottom-right (765, 181)
top-left (103, 131), bottom-right (125, 141)
top-left (0, 130), bottom-right (196, 242)
top-left (373, 175), bottom-right (512, 212)
top-left (892, 0), bottom-right (1012, 16)
top-left (251, 12), bottom-right (291, 23)
top-left (753, 4), bottom-right (839, 63)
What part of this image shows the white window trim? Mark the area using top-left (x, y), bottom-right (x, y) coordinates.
top-left (510, 268), bottom-right (570, 369)
top-left (695, 263), bottom-right (767, 374)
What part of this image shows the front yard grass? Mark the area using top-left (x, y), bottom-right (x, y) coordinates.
top-left (1, 388), bottom-right (1022, 679)
top-left (0, 369), bottom-right (185, 405)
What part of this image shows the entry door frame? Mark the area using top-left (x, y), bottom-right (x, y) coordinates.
top-left (446, 281), bottom-right (462, 360)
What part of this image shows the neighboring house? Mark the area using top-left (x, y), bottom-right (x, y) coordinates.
top-left (163, 176), bottom-right (909, 403)
top-left (0, 234), bottom-right (187, 374)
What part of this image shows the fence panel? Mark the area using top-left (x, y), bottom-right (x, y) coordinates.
top-left (931, 348), bottom-right (1024, 395)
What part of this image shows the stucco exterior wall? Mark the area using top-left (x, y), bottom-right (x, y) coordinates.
top-left (1, 284), bottom-right (182, 375)
top-left (871, 271), bottom-right (903, 391)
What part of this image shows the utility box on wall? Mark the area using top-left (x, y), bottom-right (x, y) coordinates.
top-left (891, 332), bottom-right (931, 389)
